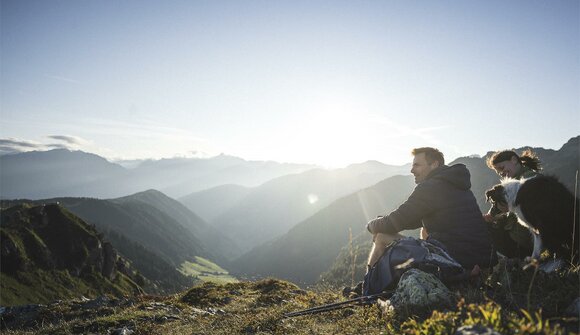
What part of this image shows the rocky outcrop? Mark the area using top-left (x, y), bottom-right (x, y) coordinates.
top-left (1, 204), bottom-right (142, 305)
top-left (102, 242), bottom-right (118, 280)
top-left (0, 204), bottom-right (121, 279)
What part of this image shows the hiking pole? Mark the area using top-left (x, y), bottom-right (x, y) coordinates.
top-left (283, 291), bottom-right (393, 318)
top-left (283, 291), bottom-right (394, 318)
top-left (283, 300), bottom-right (362, 317)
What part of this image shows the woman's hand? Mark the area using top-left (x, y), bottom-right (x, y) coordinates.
top-left (420, 227), bottom-right (429, 239)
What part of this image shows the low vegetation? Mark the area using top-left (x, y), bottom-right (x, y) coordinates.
top-left (2, 262), bottom-right (578, 335)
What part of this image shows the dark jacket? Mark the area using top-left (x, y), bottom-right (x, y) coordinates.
top-left (369, 164), bottom-right (497, 269)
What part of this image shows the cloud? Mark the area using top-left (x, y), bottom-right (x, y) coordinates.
top-left (0, 138), bottom-right (42, 149)
top-left (0, 138), bottom-right (46, 155)
top-left (44, 74), bottom-right (80, 84)
top-left (46, 135), bottom-right (89, 146)
top-left (371, 115), bottom-right (451, 145)
top-left (0, 135), bottom-right (91, 156)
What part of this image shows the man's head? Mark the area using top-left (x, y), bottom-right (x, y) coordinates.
top-left (411, 147), bottom-right (444, 184)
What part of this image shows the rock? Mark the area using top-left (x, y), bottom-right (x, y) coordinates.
top-left (110, 327), bottom-right (134, 335)
top-left (102, 242), bottom-right (117, 280)
top-left (81, 295), bottom-right (110, 309)
top-left (378, 268), bottom-right (456, 318)
top-left (455, 324), bottom-right (501, 335)
top-left (207, 307), bottom-right (226, 315)
top-left (538, 258), bottom-right (566, 273)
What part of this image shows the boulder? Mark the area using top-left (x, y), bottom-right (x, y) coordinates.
top-left (378, 268), bottom-right (456, 318)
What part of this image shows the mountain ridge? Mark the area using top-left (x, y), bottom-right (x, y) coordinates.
top-left (0, 150), bottom-right (316, 199)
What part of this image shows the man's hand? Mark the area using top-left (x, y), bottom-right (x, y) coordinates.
top-left (366, 216), bottom-right (386, 234)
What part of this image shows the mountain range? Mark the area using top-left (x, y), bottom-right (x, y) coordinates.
top-left (0, 151), bottom-right (315, 199)
top-left (186, 162), bottom-right (411, 253)
top-left (1, 136), bottom-right (578, 299)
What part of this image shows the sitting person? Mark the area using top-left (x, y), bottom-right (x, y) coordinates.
top-left (483, 149), bottom-right (541, 258)
top-left (366, 147), bottom-right (497, 272)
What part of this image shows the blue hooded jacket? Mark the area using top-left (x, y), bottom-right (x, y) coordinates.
top-left (371, 164), bottom-right (497, 269)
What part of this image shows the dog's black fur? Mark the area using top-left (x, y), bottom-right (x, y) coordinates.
top-left (486, 175), bottom-right (579, 263)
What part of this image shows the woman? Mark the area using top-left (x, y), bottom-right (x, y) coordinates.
top-left (484, 149), bottom-right (542, 258)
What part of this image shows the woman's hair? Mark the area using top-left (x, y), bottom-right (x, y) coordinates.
top-left (486, 149), bottom-right (542, 171)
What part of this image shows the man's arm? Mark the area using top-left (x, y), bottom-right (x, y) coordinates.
top-left (367, 185), bottom-right (432, 234)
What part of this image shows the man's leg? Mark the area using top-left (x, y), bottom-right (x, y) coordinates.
top-left (367, 232), bottom-right (404, 269)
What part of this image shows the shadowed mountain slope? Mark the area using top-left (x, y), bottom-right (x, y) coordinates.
top-left (111, 189), bottom-right (240, 262)
top-left (0, 204), bottom-right (142, 306)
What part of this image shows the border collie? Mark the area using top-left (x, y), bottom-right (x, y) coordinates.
top-left (485, 175), bottom-right (579, 263)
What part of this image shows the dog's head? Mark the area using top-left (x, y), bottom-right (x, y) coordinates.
top-left (486, 178), bottom-right (523, 212)
top-left (485, 184), bottom-right (508, 211)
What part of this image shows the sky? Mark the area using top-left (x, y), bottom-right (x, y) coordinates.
top-left (1, 0), bottom-right (578, 168)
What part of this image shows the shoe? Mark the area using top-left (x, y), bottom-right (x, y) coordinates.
top-left (342, 281), bottom-right (363, 298)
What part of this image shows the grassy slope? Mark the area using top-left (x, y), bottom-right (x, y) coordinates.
top-left (0, 268), bottom-right (139, 307)
top-left (179, 256), bottom-right (238, 284)
top-left (2, 273), bottom-right (576, 335)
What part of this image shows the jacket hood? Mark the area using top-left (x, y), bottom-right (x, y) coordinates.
top-left (426, 164), bottom-right (471, 190)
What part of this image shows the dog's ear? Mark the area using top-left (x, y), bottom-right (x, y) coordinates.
top-left (485, 185), bottom-right (506, 205)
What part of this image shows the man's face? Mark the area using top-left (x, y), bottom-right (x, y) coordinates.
top-left (411, 153), bottom-right (439, 184)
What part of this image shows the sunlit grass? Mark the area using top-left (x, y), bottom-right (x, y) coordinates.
top-left (3, 277), bottom-right (575, 335)
top-left (178, 256), bottom-right (238, 284)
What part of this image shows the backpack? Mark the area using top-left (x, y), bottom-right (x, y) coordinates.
top-left (362, 237), bottom-right (465, 296)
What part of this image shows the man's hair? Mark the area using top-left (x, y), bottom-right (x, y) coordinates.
top-left (486, 149), bottom-right (542, 171)
top-left (412, 147), bottom-right (445, 165)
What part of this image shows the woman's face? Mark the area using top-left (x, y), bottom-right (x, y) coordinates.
top-left (493, 156), bottom-right (520, 178)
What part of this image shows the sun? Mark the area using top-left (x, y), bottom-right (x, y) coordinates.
top-left (295, 107), bottom-right (377, 168)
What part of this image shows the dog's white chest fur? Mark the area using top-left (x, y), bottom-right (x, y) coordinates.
top-left (501, 177), bottom-right (542, 259)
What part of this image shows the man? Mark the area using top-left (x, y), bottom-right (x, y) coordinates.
top-left (366, 147), bottom-right (496, 271)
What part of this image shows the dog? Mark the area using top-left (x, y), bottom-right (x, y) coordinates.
top-left (485, 175), bottom-right (579, 263)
